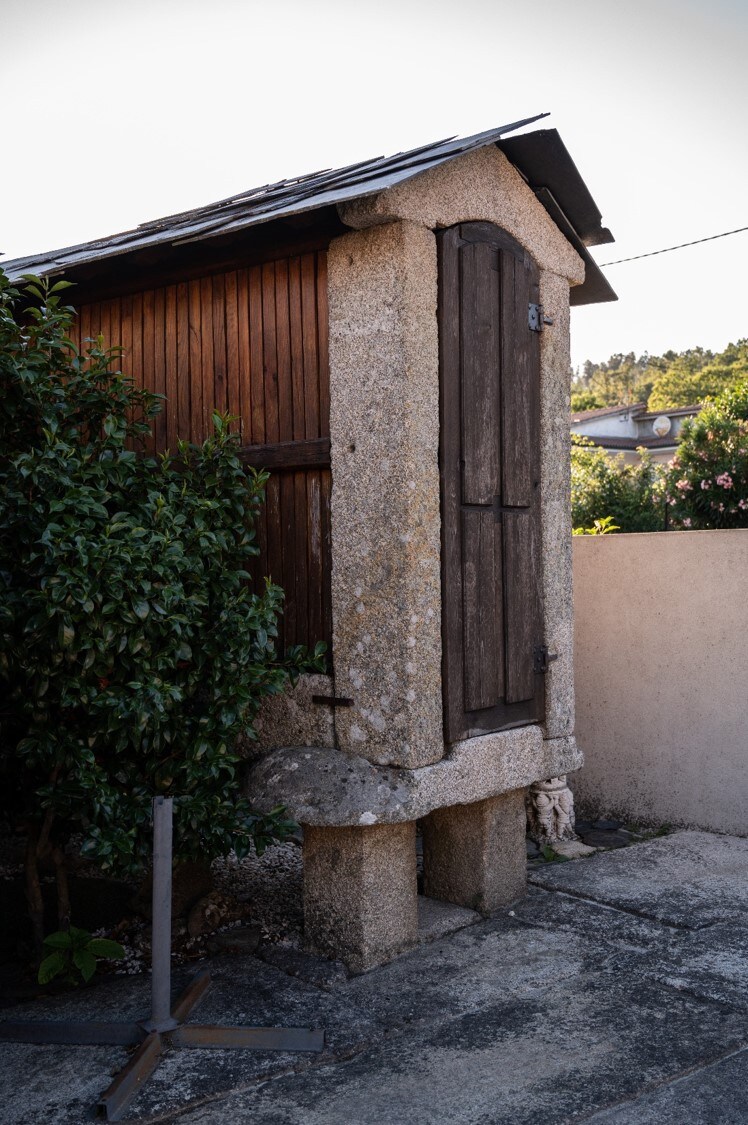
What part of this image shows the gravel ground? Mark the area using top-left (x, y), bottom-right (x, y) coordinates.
top-left (0, 831), bottom-right (305, 981)
top-left (111, 839), bottom-right (305, 975)
top-left (212, 839), bottom-right (304, 944)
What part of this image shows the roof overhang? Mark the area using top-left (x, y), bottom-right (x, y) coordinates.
top-left (498, 129), bottom-right (616, 305)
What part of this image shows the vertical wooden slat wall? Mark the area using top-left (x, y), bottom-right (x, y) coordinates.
top-left (68, 252), bottom-right (332, 657)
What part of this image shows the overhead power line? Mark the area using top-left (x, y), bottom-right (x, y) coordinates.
top-left (599, 224), bottom-right (748, 267)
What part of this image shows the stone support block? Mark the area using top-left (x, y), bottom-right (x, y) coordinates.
top-left (247, 731), bottom-right (582, 827)
top-left (247, 729), bottom-right (580, 828)
top-left (302, 822), bottom-right (418, 973)
top-left (252, 673), bottom-right (336, 754)
top-left (421, 789), bottom-right (527, 915)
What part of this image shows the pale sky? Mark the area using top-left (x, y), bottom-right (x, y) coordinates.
top-left (2, 0), bottom-right (746, 372)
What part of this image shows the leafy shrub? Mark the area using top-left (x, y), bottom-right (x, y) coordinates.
top-left (666, 381), bottom-right (748, 530)
top-left (571, 436), bottom-right (666, 533)
top-left (38, 928), bottom-right (124, 986)
top-left (0, 270), bottom-right (323, 954)
top-left (570, 390), bottom-right (605, 413)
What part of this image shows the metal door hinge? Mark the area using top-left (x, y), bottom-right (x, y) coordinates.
top-left (528, 304), bottom-right (554, 333)
top-left (533, 645), bottom-right (559, 674)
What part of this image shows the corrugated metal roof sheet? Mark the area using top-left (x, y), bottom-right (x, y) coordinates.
top-left (2, 114), bottom-right (616, 304)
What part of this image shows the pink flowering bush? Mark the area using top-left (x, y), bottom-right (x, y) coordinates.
top-left (666, 382), bottom-right (748, 529)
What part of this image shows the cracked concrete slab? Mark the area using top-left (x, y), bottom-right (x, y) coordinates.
top-left (517, 888), bottom-right (748, 1015)
top-left (529, 830), bottom-right (748, 928)
top-left (583, 1046), bottom-right (748, 1123)
top-left (0, 959), bottom-right (382, 1124)
top-left (171, 973), bottom-right (747, 1125)
top-left (1, 830), bottom-right (747, 1124)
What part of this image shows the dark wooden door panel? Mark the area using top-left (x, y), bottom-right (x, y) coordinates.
top-left (461, 509), bottom-right (504, 711)
top-left (503, 512), bottom-right (541, 704)
top-left (439, 222), bottom-right (544, 742)
top-left (500, 252), bottom-right (534, 508)
top-left (460, 241), bottom-right (501, 505)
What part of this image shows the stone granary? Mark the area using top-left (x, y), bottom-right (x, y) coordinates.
top-left (5, 114), bottom-right (616, 972)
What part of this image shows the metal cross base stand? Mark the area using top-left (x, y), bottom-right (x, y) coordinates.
top-left (0, 797), bottom-right (325, 1121)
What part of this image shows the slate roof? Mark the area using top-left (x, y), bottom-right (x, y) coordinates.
top-left (2, 115), bottom-right (616, 304)
top-left (637, 405), bottom-right (702, 421)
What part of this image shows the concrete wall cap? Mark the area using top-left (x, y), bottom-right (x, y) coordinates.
top-left (247, 730), bottom-right (582, 827)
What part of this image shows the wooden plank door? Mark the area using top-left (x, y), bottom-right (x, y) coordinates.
top-left (439, 222), bottom-right (544, 742)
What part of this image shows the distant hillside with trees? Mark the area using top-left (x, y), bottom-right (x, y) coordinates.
top-left (571, 338), bottom-right (748, 413)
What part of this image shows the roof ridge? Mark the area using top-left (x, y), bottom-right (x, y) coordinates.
top-left (571, 402), bottom-right (646, 421)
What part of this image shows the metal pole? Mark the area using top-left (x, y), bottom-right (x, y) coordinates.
top-left (147, 796), bottom-right (177, 1032)
top-left (0, 789), bottom-right (323, 1124)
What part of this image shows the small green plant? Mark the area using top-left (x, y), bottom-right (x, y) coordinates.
top-left (572, 516), bottom-right (620, 536)
top-left (38, 927), bottom-right (124, 986)
top-left (540, 844), bottom-right (569, 864)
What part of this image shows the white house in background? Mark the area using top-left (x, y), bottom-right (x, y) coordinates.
top-left (570, 402), bottom-right (701, 464)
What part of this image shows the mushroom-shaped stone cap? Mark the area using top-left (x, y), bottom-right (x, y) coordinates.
top-left (248, 747), bottom-right (417, 827)
top-left (247, 729), bottom-right (582, 828)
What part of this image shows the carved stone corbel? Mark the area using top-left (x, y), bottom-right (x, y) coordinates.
top-left (526, 775), bottom-right (577, 844)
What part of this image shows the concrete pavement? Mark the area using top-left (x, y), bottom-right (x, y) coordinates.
top-left (1, 830), bottom-right (747, 1123)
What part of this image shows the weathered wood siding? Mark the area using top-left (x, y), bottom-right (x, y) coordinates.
top-left (68, 253), bottom-right (332, 657)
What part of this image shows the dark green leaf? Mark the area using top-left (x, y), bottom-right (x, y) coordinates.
top-left (86, 938), bottom-right (125, 960)
top-left (38, 951), bottom-right (67, 984)
top-left (73, 948), bottom-right (97, 982)
top-left (43, 931), bottom-right (74, 951)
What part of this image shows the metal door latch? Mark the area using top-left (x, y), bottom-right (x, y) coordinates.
top-left (312, 695), bottom-right (353, 708)
top-left (528, 304), bottom-right (555, 332)
top-left (534, 645), bottom-right (559, 674)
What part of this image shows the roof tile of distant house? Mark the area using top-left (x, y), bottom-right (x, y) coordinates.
top-left (570, 402), bottom-right (646, 423)
top-left (589, 435), bottom-right (679, 451)
top-left (637, 405), bottom-right (702, 420)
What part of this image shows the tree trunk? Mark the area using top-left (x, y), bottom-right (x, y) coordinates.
top-left (24, 830), bottom-right (45, 963)
top-left (52, 846), bottom-right (71, 933)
